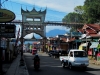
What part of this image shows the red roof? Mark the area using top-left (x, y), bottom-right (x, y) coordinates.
top-left (69, 37), bottom-right (75, 42)
top-left (83, 24), bottom-right (100, 31)
top-left (33, 42), bottom-right (38, 44)
top-left (77, 29), bottom-right (84, 33)
top-left (61, 38), bottom-right (67, 42)
top-left (87, 24), bottom-right (100, 31)
top-left (86, 29), bottom-right (96, 34)
top-left (78, 24), bottom-right (100, 34)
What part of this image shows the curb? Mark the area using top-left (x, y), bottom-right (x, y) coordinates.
top-left (23, 55), bottom-right (29, 75)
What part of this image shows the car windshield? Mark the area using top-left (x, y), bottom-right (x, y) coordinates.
top-left (74, 51), bottom-right (87, 57)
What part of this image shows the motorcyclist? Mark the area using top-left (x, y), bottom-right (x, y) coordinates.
top-left (33, 54), bottom-right (40, 68)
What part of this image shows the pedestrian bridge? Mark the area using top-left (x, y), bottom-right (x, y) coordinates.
top-left (11, 20), bottom-right (84, 28)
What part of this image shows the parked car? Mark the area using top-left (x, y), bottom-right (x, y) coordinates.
top-left (58, 50), bottom-right (68, 56)
top-left (52, 50), bottom-right (59, 58)
top-left (48, 50), bottom-right (59, 58)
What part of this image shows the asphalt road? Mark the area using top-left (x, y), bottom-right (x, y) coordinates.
top-left (24, 52), bottom-right (100, 75)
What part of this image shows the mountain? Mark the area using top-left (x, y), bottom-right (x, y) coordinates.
top-left (34, 29), bottom-right (69, 39)
top-left (46, 29), bottom-right (68, 37)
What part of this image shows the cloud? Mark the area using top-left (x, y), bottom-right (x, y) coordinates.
top-left (18, 0), bottom-right (85, 13)
top-left (46, 26), bottom-right (69, 33)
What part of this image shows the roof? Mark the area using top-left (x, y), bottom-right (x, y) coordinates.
top-left (77, 24), bottom-right (100, 39)
top-left (89, 34), bottom-right (100, 37)
top-left (86, 29), bottom-right (96, 34)
top-left (21, 7), bottom-right (47, 15)
top-left (67, 32), bottom-right (82, 36)
top-left (87, 24), bottom-right (100, 31)
top-left (80, 43), bottom-right (87, 47)
top-left (69, 37), bottom-right (75, 42)
top-left (83, 24), bottom-right (100, 30)
top-left (90, 42), bottom-right (99, 48)
top-left (82, 24), bottom-right (100, 33)
top-left (77, 29), bottom-right (84, 33)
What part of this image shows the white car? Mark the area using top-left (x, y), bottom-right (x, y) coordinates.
top-left (59, 49), bottom-right (89, 70)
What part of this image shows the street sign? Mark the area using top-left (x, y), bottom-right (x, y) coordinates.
top-left (0, 24), bottom-right (16, 38)
top-left (0, 9), bottom-right (15, 22)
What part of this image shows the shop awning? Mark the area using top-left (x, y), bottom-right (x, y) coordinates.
top-left (80, 43), bottom-right (88, 47)
top-left (79, 43), bottom-right (87, 50)
top-left (90, 42), bottom-right (99, 48)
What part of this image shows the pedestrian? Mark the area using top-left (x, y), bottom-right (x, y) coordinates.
top-left (87, 41), bottom-right (91, 51)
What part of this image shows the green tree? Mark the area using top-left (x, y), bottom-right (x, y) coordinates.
top-left (83, 0), bottom-right (100, 23)
top-left (62, 5), bottom-right (84, 23)
top-left (62, 6), bottom-right (84, 32)
top-left (74, 6), bottom-right (84, 14)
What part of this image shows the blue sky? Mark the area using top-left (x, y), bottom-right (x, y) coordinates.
top-left (1, 0), bottom-right (85, 38)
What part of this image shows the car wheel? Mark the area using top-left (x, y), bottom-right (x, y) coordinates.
top-left (61, 62), bottom-right (65, 68)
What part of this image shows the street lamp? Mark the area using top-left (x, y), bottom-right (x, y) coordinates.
top-left (43, 37), bottom-right (47, 52)
top-left (19, 36), bottom-right (25, 66)
top-left (19, 19), bottom-right (24, 66)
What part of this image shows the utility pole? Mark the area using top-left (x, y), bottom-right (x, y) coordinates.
top-left (19, 21), bottom-right (24, 66)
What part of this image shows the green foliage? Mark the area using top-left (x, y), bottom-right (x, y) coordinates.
top-left (74, 6), bottom-right (84, 14)
top-left (62, 12), bottom-right (83, 23)
top-left (83, 0), bottom-right (100, 23)
top-left (62, 0), bottom-right (100, 31)
top-left (70, 27), bottom-right (77, 32)
top-left (62, 6), bottom-right (84, 31)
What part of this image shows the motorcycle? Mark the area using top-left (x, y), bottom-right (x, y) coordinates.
top-left (34, 60), bottom-right (40, 70)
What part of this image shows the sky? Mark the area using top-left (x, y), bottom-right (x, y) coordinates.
top-left (1, 0), bottom-right (85, 39)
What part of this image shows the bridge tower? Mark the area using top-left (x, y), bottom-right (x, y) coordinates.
top-left (21, 7), bottom-right (47, 39)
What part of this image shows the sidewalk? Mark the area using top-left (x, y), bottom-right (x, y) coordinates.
top-left (89, 60), bottom-right (100, 65)
top-left (3, 54), bottom-right (29, 75)
top-left (88, 56), bottom-right (100, 65)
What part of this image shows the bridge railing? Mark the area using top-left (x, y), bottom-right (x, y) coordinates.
top-left (10, 20), bottom-right (84, 26)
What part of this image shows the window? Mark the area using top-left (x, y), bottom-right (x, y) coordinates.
top-left (74, 51), bottom-right (87, 57)
top-left (70, 52), bottom-right (73, 57)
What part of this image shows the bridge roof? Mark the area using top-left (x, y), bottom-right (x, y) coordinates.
top-left (21, 7), bottom-right (46, 15)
